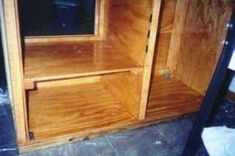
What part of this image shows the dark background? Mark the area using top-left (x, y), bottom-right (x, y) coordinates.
top-left (0, 26), bottom-right (18, 156)
top-left (18, 0), bottom-right (96, 36)
top-left (0, 31), bottom-right (6, 87)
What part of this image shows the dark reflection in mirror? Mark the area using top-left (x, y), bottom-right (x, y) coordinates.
top-left (18, 0), bottom-right (96, 36)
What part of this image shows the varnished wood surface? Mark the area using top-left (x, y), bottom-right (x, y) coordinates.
top-left (21, 75), bottom-right (202, 152)
top-left (175, 0), bottom-right (233, 94)
top-left (147, 76), bottom-right (203, 118)
top-left (24, 42), bottom-right (142, 82)
top-left (153, 0), bottom-right (177, 75)
top-left (139, 0), bottom-right (162, 119)
top-left (3, 0), bottom-right (27, 143)
top-left (104, 0), bottom-right (153, 65)
top-left (102, 72), bottom-right (142, 118)
top-left (21, 0), bottom-right (160, 146)
top-left (28, 81), bottom-right (136, 140)
top-left (166, 0), bottom-right (188, 74)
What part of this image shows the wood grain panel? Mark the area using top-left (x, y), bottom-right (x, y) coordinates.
top-left (36, 76), bottom-right (101, 89)
top-left (153, 0), bottom-right (177, 75)
top-left (139, 0), bottom-right (162, 119)
top-left (28, 81), bottom-right (136, 140)
top-left (175, 0), bottom-right (233, 94)
top-left (147, 76), bottom-right (202, 117)
top-left (21, 75), bottom-right (202, 151)
top-left (3, 0), bottom-right (27, 143)
top-left (101, 72), bottom-right (142, 118)
top-left (166, 0), bottom-right (188, 74)
top-left (24, 42), bottom-right (142, 82)
top-left (104, 0), bottom-right (153, 65)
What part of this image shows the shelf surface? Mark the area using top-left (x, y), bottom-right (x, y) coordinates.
top-left (25, 76), bottom-right (203, 149)
top-left (28, 81), bottom-right (136, 140)
top-left (27, 75), bottom-right (203, 142)
top-left (24, 42), bottom-right (142, 82)
top-left (146, 76), bottom-right (203, 118)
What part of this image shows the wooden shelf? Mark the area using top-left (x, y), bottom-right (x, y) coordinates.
top-left (28, 80), bottom-right (136, 140)
top-left (24, 42), bottom-right (142, 82)
top-left (28, 75), bottom-right (203, 141)
top-left (146, 76), bottom-right (203, 118)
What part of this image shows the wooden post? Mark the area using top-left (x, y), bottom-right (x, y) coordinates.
top-left (139, 0), bottom-right (162, 119)
top-left (2, 0), bottom-right (27, 143)
top-left (166, 0), bottom-right (189, 74)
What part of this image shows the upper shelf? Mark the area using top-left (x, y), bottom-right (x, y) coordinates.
top-left (24, 42), bottom-right (142, 82)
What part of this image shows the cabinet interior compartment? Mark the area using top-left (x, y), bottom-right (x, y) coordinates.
top-left (148, 0), bottom-right (233, 118)
top-left (2, 0), bottom-right (234, 150)
top-left (20, 0), bottom-right (157, 142)
top-left (27, 71), bottom-right (142, 141)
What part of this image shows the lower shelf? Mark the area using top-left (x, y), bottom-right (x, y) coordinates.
top-left (147, 76), bottom-right (203, 119)
top-left (23, 75), bottom-right (203, 152)
top-left (28, 81), bottom-right (136, 140)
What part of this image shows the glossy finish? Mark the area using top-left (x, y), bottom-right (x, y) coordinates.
top-left (24, 75), bottom-right (202, 147)
top-left (24, 42), bottom-right (142, 83)
top-left (28, 80), bottom-right (136, 140)
top-left (104, 0), bottom-right (153, 65)
top-left (2, 0), bottom-right (27, 143)
top-left (153, 0), bottom-right (177, 75)
top-left (147, 76), bottom-right (202, 118)
top-left (101, 72), bottom-right (142, 118)
top-left (3, 0), bottom-right (233, 150)
top-left (175, 0), bottom-right (233, 94)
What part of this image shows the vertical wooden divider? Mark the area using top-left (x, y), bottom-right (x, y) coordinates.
top-left (139, 0), bottom-right (162, 119)
top-left (3, 0), bottom-right (28, 143)
top-left (166, 0), bottom-right (189, 74)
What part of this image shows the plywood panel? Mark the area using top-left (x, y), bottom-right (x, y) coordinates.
top-left (3, 0), bottom-right (27, 143)
top-left (104, 0), bottom-right (153, 65)
top-left (166, 0), bottom-right (189, 73)
top-left (139, 0), bottom-right (162, 119)
top-left (24, 42), bottom-right (142, 82)
top-left (101, 72), bottom-right (142, 118)
top-left (147, 76), bottom-right (202, 117)
top-left (28, 81), bottom-right (136, 140)
top-left (153, 0), bottom-right (177, 75)
top-left (175, 0), bottom-right (234, 94)
top-left (20, 75), bottom-right (202, 151)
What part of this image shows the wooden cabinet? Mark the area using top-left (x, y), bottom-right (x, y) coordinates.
top-left (2, 0), bottom-right (233, 152)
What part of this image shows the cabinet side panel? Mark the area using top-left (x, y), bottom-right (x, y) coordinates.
top-left (175, 0), bottom-right (233, 94)
top-left (3, 0), bottom-right (27, 143)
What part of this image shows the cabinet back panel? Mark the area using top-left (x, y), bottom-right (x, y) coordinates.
top-left (103, 0), bottom-right (153, 65)
top-left (175, 0), bottom-right (233, 94)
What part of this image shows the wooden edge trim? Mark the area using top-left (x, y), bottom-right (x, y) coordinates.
top-left (25, 35), bottom-right (101, 44)
top-left (24, 80), bottom-right (35, 90)
top-left (3, 0), bottom-right (28, 143)
top-left (139, 0), bottom-right (162, 119)
top-left (166, 0), bottom-right (189, 75)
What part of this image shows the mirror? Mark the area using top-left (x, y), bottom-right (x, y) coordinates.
top-left (18, 0), bottom-right (96, 36)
